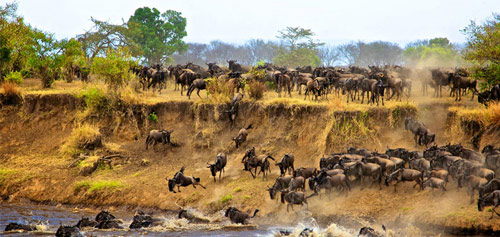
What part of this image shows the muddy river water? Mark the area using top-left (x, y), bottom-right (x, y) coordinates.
top-left (0, 202), bottom-right (359, 236)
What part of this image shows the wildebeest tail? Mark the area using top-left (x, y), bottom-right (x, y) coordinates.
top-left (251, 209), bottom-right (259, 218)
top-left (246, 124), bottom-right (253, 130)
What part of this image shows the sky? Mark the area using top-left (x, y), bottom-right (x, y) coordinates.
top-left (13, 0), bottom-right (500, 47)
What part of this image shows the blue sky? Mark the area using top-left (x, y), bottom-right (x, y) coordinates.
top-left (14, 0), bottom-right (500, 46)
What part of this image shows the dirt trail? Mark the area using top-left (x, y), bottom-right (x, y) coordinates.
top-left (0, 92), bottom-right (498, 235)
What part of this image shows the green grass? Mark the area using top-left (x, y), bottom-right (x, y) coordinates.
top-left (234, 187), bottom-right (242, 192)
top-left (74, 180), bottom-right (124, 193)
top-left (0, 168), bottom-right (14, 183)
top-left (220, 194), bottom-right (233, 203)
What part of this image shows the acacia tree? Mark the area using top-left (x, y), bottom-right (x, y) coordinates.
top-left (91, 47), bottom-right (134, 91)
top-left (77, 18), bottom-right (129, 64)
top-left (127, 7), bottom-right (187, 64)
top-left (463, 13), bottom-right (500, 89)
top-left (273, 27), bottom-right (323, 67)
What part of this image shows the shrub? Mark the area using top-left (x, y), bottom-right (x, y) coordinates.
top-left (265, 81), bottom-right (276, 90)
top-left (1, 82), bottom-right (19, 96)
top-left (77, 87), bottom-right (109, 115)
top-left (248, 81), bottom-right (266, 100)
top-left (148, 112), bottom-right (158, 122)
top-left (206, 77), bottom-right (232, 103)
top-left (61, 124), bottom-right (102, 155)
top-left (4, 71), bottom-right (23, 84)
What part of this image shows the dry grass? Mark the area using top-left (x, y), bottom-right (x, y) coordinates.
top-left (1, 82), bottom-right (20, 96)
top-left (61, 124), bottom-right (101, 156)
top-left (247, 81), bottom-right (266, 100)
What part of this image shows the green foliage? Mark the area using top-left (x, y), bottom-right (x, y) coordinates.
top-left (256, 60), bottom-right (266, 67)
top-left (273, 26), bottom-right (323, 67)
top-left (59, 38), bottom-right (85, 82)
top-left (148, 112), bottom-right (158, 122)
top-left (4, 71), bottom-right (23, 84)
top-left (220, 194), bottom-right (233, 203)
top-left (463, 13), bottom-right (500, 89)
top-left (77, 87), bottom-right (109, 114)
top-left (265, 81), bottom-right (276, 90)
top-left (74, 180), bottom-right (123, 193)
top-left (91, 47), bottom-right (133, 91)
top-left (127, 7), bottom-right (187, 64)
top-left (77, 18), bottom-right (128, 63)
top-left (403, 37), bottom-right (462, 67)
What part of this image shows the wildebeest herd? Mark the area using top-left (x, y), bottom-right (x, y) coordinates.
top-left (157, 112), bottom-right (500, 229)
top-left (131, 61), bottom-right (500, 106)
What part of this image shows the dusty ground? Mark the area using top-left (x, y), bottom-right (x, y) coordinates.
top-left (0, 78), bottom-right (497, 235)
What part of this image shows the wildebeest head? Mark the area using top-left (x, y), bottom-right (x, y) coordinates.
top-left (167, 178), bottom-right (176, 193)
top-left (207, 163), bottom-right (217, 178)
top-left (224, 207), bottom-right (235, 217)
top-left (308, 177), bottom-right (317, 191)
top-left (376, 80), bottom-right (385, 96)
top-left (160, 130), bottom-right (173, 144)
top-left (404, 117), bottom-right (411, 130)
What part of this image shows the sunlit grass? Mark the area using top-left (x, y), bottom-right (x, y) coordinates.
top-left (74, 180), bottom-right (124, 193)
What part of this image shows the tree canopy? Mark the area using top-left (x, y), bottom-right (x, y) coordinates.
top-left (126, 7), bottom-right (187, 65)
top-left (463, 13), bottom-right (500, 89)
top-left (273, 27), bottom-right (323, 67)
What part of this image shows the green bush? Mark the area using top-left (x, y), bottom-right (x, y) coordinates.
top-left (4, 71), bottom-right (23, 84)
top-left (77, 87), bottom-right (109, 115)
top-left (220, 194), bottom-right (233, 203)
top-left (148, 112), bottom-right (158, 122)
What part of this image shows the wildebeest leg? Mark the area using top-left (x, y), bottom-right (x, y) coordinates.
top-left (219, 171), bottom-right (222, 182)
top-left (196, 182), bottom-right (206, 189)
top-left (177, 185), bottom-right (181, 193)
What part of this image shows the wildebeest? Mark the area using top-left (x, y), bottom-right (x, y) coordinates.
top-left (348, 161), bottom-right (383, 189)
top-left (421, 177), bottom-right (447, 191)
top-left (370, 80), bottom-right (385, 106)
top-left (429, 169), bottom-right (449, 182)
top-left (276, 153), bottom-right (295, 176)
top-left (207, 153), bottom-right (227, 182)
top-left (309, 172), bottom-right (350, 196)
top-left (129, 211), bottom-right (161, 229)
top-left (479, 178), bottom-right (500, 198)
top-left (280, 190), bottom-right (308, 212)
top-left (241, 147), bottom-right (275, 179)
top-left (233, 124), bottom-right (252, 149)
top-left (75, 217), bottom-right (98, 229)
top-left (478, 190), bottom-right (500, 219)
top-left (385, 168), bottom-right (423, 192)
top-left (145, 129), bottom-right (172, 150)
top-left (460, 175), bottom-right (488, 203)
top-left (268, 175), bottom-right (292, 200)
top-left (5, 223), bottom-right (37, 231)
top-left (293, 167), bottom-right (318, 180)
top-left (288, 176), bottom-right (306, 192)
top-left (186, 78), bottom-right (207, 99)
top-left (405, 117), bottom-right (435, 147)
top-left (167, 167), bottom-right (206, 193)
top-left (224, 207), bottom-right (259, 224)
top-left (55, 225), bottom-right (84, 237)
top-left (178, 209), bottom-right (211, 223)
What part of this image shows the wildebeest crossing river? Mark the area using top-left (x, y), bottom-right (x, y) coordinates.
top-left (0, 202), bottom-right (363, 236)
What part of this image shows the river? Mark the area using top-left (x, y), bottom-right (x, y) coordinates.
top-left (0, 202), bottom-right (358, 236)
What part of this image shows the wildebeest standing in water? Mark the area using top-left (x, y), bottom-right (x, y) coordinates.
top-left (224, 207), bottom-right (259, 224)
top-left (233, 124), bottom-right (252, 149)
top-left (145, 129), bottom-right (173, 151)
top-left (167, 167), bottom-right (206, 193)
top-left (207, 153), bottom-right (227, 182)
